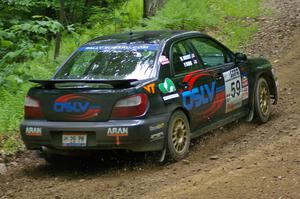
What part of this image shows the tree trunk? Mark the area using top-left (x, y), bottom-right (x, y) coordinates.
top-left (82, 0), bottom-right (92, 23)
top-left (143, 0), bottom-right (165, 18)
top-left (54, 0), bottom-right (65, 60)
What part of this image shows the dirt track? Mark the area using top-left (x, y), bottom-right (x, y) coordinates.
top-left (1, 0), bottom-right (300, 198)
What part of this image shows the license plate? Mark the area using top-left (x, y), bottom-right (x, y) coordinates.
top-left (62, 133), bottom-right (87, 147)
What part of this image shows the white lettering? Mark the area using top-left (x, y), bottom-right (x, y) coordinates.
top-left (25, 127), bottom-right (42, 136)
top-left (150, 132), bottom-right (164, 141)
top-left (107, 128), bottom-right (128, 136)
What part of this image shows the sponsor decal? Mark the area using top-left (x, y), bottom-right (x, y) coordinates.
top-left (159, 55), bottom-right (170, 65)
top-left (179, 53), bottom-right (198, 68)
top-left (144, 83), bottom-right (156, 94)
top-left (181, 72), bottom-right (225, 121)
top-left (107, 128), bottom-right (128, 145)
top-left (159, 78), bottom-right (176, 94)
top-left (149, 123), bottom-right (165, 131)
top-left (53, 94), bottom-right (101, 120)
top-left (223, 68), bottom-right (243, 113)
top-left (180, 53), bottom-right (195, 62)
top-left (242, 75), bottom-right (249, 100)
top-left (150, 132), bottom-right (164, 142)
top-left (79, 44), bottom-right (159, 52)
top-left (183, 61), bottom-right (193, 68)
top-left (25, 127), bottom-right (42, 136)
top-left (182, 81), bottom-right (216, 110)
top-left (163, 93), bottom-right (179, 101)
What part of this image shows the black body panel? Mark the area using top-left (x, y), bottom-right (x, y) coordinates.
top-left (20, 30), bottom-right (278, 154)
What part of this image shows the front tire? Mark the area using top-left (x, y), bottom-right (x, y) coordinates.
top-left (254, 77), bottom-right (271, 124)
top-left (166, 111), bottom-right (190, 161)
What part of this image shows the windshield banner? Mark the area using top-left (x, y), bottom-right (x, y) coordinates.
top-left (79, 44), bottom-right (159, 51)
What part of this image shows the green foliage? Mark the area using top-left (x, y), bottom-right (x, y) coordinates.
top-left (213, 0), bottom-right (262, 18)
top-left (219, 22), bottom-right (259, 51)
top-left (139, 0), bottom-right (262, 51)
top-left (87, 0), bottom-right (143, 33)
top-left (0, 0), bottom-right (54, 13)
top-left (0, 89), bottom-right (27, 133)
top-left (141, 0), bottom-right (220, 30)
top-left (0, 133), bottom-right (24, 157)
top-left (0, 17), bottom-right (63, 63)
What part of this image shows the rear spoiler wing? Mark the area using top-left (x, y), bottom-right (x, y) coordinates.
top-left (30, 79), bottom-right (139, 89)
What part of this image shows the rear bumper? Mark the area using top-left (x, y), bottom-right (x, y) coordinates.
top-left (20, 114), bottom-right (169, 153)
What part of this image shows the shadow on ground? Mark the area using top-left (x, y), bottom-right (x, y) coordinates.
top-left (18, 150), bottom-right (162, 180)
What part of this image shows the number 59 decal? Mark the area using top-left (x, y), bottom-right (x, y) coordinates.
top-left (223, 68), bottom-right (243, 113)
top-left (231, 79), bottom-right (241, 98)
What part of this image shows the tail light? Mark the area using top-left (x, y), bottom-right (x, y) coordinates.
top-left (24, 96), bottom-right (44, 119)
top-left (111, 93), bottom-right (148, 119)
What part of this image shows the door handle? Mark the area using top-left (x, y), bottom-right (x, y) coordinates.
top-left (214, 72), bottom-right (223, 80)
top-left (178, 82), bottom-right (189, 90)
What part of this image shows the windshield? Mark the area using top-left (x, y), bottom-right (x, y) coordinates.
top-left (54, 44), bottom-right (159, 80)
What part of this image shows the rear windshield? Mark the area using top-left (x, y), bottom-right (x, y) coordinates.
top-left (54, 44), bottom-right (159, 80)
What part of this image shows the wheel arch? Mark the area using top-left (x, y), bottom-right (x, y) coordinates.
top-left (171, 107), bottom-right (191, 126)
top-left (247, 69), bottom-right (278, 121)
top-left (257, 70), bottom-right (278, 104)
top-left (164, 106), bottom-right (191, 161)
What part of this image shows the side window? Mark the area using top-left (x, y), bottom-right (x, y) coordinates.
top-left (171, 40), bottom-right (201, 75)
top-left (190, 38), bottom-right (232, 67)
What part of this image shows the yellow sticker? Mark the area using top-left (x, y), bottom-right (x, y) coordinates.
top-left (144, 83), bottom-right (156, 94)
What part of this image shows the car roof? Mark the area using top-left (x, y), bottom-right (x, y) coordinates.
top-left (86, 30), bottom-right (205, 46)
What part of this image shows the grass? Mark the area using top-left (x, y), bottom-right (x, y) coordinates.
top-left (0, 0), bottom-right (264, 157)
top-left (139, 0), bottom-right (263, 51)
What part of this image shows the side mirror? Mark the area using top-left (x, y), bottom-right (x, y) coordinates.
top-left (235, 53), bottom-right (247, 62)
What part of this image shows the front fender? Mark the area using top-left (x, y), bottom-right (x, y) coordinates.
top-left (246, 58), bottom-right (278, 121)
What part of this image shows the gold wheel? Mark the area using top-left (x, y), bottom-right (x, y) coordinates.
top-left (259, 80), bottom-right (270, 116)
top-left (167, 111), bottom-right (190, 161)
top-left (171, 117), bottom-right (188, 153)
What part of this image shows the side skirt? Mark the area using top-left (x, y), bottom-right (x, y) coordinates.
top-left (190, 110), bottom-right (248, 139)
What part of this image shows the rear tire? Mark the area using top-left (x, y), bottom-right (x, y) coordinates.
top-left (254, 77), bottom-right (271, 124)
top-left (166, 111), bottom-right (190, 162)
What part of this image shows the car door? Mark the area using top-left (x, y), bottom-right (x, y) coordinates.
top-left (188, 37), bottom-right (247, 122)
top-left (168, 39), bottom-right (218, 131)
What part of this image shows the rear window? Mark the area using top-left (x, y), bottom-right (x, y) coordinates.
top-left (54, 44), bottom-right (159, 80)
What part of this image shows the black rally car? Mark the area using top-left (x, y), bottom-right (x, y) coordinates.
top-left (20, 31), bottom-right (278, 162)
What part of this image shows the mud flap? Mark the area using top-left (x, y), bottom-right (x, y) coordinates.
top-left (246, 78), bottom-right (257, 122)
top-left (158, 147), bottom-right (167, 163)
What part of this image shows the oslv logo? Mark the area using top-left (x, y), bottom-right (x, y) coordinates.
top-left (182, 81), bottom-right (216, 110)
top-left (53, 94), bottom-right (101, 120)
top-left (54, 102), bottom-right (90, 113)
